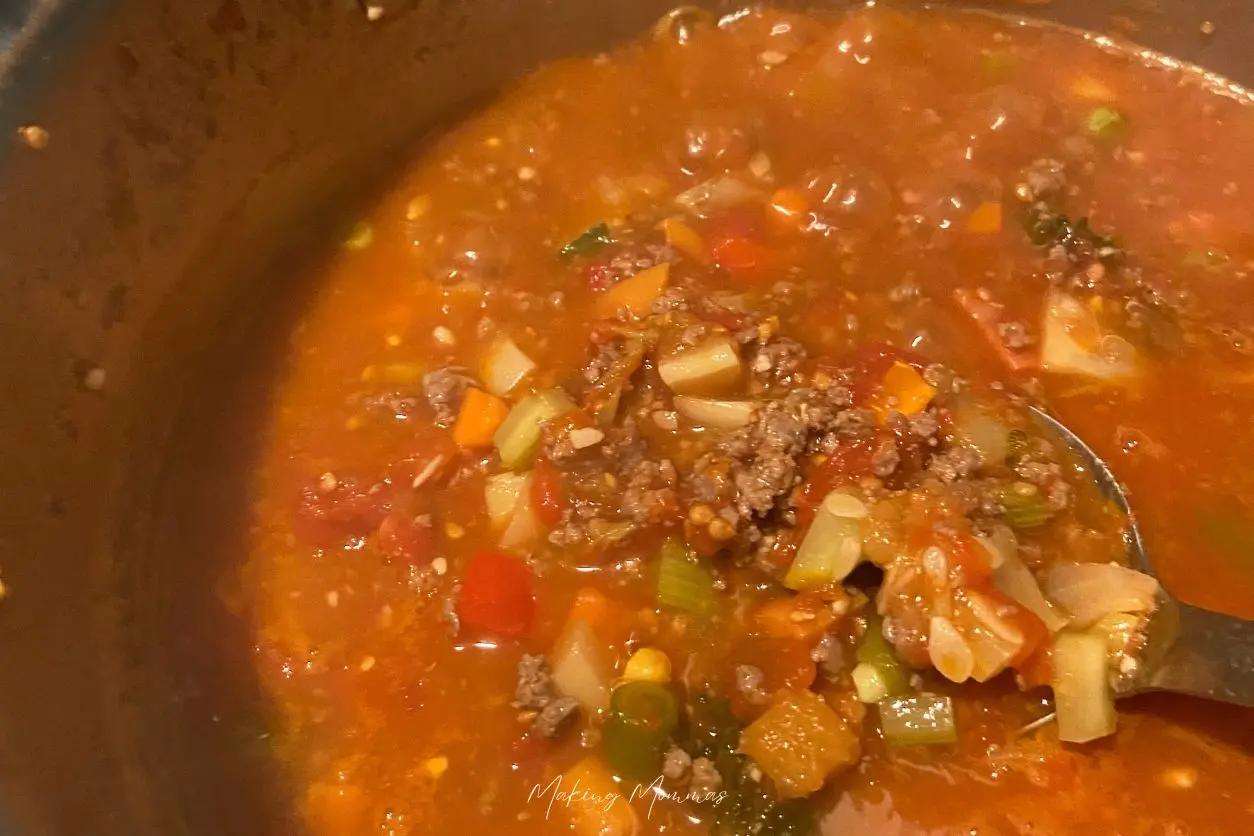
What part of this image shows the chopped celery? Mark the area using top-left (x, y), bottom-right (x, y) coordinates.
top-left (854, 615), bottom-right (910, 697)
top-left (878, 694), bottom-right (958, 746)
top-left (559, 222), bottom-right (613, 260)
top-left (492, 389), bottom-right (576, 469)
top-left (657, 336), bottom-right (743, 395)
top-left (1051, 630), bottom-right (1117, 743)
top-left (656, 540), bottom-right (715, 614)
top-left (602, 681), bottom-right (679, 779)
top-left (1085, 105), bottom-right (1127, 140)
top-left (784, 491), bottom-right (867, 590)
top-left (998, 485), bottom-right (1052, 529)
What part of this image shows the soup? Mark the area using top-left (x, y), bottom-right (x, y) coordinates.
top-left (241, 6), bottom-right (1254, 834)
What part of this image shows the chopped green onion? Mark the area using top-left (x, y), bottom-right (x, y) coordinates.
top-left (998, 485), bottom-right (1053, 529)
top-left (343, 220), bottom-right (373, 250)
top-left (492, 389), bottom-right (577, 469)
top-left (1085, 105), bottom-right (1127, 140)
top-left (656, 539), bottom-right (715, 614)
top-left (602, 681), bottom-right (679, 779)
top-left (784, 491), bottom-right (867, 591)
top-left (854, 615), bottom-right (910, 698)
top-left (559, 222), bottom-right (613, 260)
top-left (878, 694), bottom-right (958, 746)
top-left (1051, 630), bottom-right (1117, 743)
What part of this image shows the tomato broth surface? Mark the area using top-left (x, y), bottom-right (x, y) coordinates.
top-left (242, 7), bottom-right (1254, 835)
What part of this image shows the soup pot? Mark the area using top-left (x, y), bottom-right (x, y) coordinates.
top-left (0, 0), bottom-right (1243, 833)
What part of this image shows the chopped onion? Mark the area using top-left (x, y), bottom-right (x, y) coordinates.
top-left (673, 395), bottom-right (756, 429)
top-left (550, 618), bottom-right (614, 713)
top-left (964, 590), bottom-right (1027, 682)
top-left (480, 335), bottom-right (536, 397)
top-left (673, 176), bottom-right (762, 217)
top-left (1041, 291), bottom-right (1139, 381)
top-left (657, 336), bottom-right (743, 395)
top-left (991, 548), bottom-right (1070, 633)
top-left (784, 491), bottom-right (867, 590)
top-left (928, 616), bottom-right (975, 683)
top-left (1045, 562), bottom-right (1160, 626)
top-left (1051, 630), bottom-right (1117, 743)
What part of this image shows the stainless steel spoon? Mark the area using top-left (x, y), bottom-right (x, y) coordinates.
top-left (1028, 406), bottom-right (1254, 707)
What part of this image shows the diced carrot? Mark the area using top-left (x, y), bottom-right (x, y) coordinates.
top-left (452, 388), bottom-right (509, 448)
top-left (595, 261), bottom-right (670, 318)
top-left (866, 360), bottom-right (937, 423)
top-left (662, 217), bottom-right (706, 261)
top-left (767, 188), bottom-right (810, 231)
top-left (567, 586), bottom-right (635, 649)
top-left (753, 594), bottom-right (836, 643)
top-left (966, 201), bottom-right (1003, 234)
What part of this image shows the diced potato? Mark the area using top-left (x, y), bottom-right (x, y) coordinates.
top-left (739, 689), bottom-right (861, 799)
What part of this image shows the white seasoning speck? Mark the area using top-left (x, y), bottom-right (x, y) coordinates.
top-left (433, 326), bottom-right (456, 347)
top-left (83, 367), bottom-right (107, 391)
top-left (326, 590), bottom-right (339, 608)
top-left (360, 656), bottom-right (376, 672)
top-left (431, 557), bottom-right (448, 576)
top-left (517, 166), bottom-right (537, 181)
top-left (1200, 20), bottom-right (1216, 36)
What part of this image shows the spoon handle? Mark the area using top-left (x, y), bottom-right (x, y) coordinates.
top-left (1146, 602), bottom-right (1254, 707)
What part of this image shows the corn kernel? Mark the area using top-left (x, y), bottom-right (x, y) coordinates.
top-left (623, 647), bottom-right (672, 684)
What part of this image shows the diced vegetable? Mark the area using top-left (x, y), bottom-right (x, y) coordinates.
top-left (963, 590), bottom-right (1031, 682)
top-left (623, 647), bottom-right (672, 684)
top-left (1051, 630), bottom-right (1117, 743)
top-left (602, 681), bottom-right (679, 779)
top-left (767, 187), bottom-right (809, 230)
top-left (965, 201), bottom-right (1003, 234)
top-left (928, 615), bottom-right (975, 683)
top-left (1085, 105), bottom-right (1127, 140)
top-left (560, 222), bottom-right (614, 260)
top-left (456, 551), bottom-right (536, 639)
top-left (673, 395), bottom-right (756, 429)
top-left (595, 262), bottom-right (671, 319)
top-left (551, 617), bottom-right (614, 713)
top-left (949, 400), bottom-right (1010, 466)
top-left (662, 217), bottom-right (706, 260)
top-left (492, 389), bottom-right (577, 469)
top-left (485, 472), bottom-right (531, 527)
top-left (480, 335), bottom-right (536, 397)
top-left (1041, 291), bottom-right (1139, 381)
top-left (1045, 562), bottom-right (1160, 626)
top-left (998, 484), bottom-right (1053, 529)
top-left (559, 756), bottom-right (639, 836)
top-left (656, 539), bottom-right (716, 614)
top-left (852, 662), bottom-right (891, 704)
top-left (992, 548), bottom-right (1071, 633)
top-left (453, 388), bottom-right (510, 448)
top-left (674, 176), bottom-right (762, 217)
top-left (710, 235), bottom-right (771, 280)
top-left (753, 594), bottom-right (836, 642)
top-left (529, 458), bottom-right (567, 528)
top-left (784, 491), bottom-right (867, 590)
top-left (343, 220), bottom-right (373, 250)
top-left (878, 693), bottom-right (958, 746)
top-left (867, 360), bottom-right (936, 423)
top-left (657, 335), bottom-right (742, 395)
top-left (499, 483), bottom-right (540, 550)
top-left (739, 689), bottom-right (861, 799)
top-left (854, 616), bottom-right (910, 698)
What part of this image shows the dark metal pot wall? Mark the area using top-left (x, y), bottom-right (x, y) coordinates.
top-left (0, 0), bottom-right (1243, 833)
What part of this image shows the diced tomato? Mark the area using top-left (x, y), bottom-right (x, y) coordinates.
top-left (846, 341), bottom-right (928, 404)
top-left (938, 529), bottom-right (994, 587)
top-left (709, 236), bottom-right (772, 281)
top-left (530, 458), bottom-right (568, 528)
top-left (293, 474), bottom-right (392, 548)
top-left (456, 551), bottom-right (537, 639)
top-left (376, 511), bottom-right (437, 570)
top-left (728, 637), bottom-right (818, 721)
top-left (797, 435), bottom-right (880, 525)
top-left (1016, 641), bottom-right (1055, 691)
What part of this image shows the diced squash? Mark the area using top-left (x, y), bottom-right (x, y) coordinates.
top-left (453, 388), bottom-right (510, 448)
top-left (965, 201), bottom-right (1003, 234)
top-left (556, 756), bottom-right (639, 836)
top-left (739, 689), bottom-right (861, 799)
top-left (662, 218), bottom-right (706, 261)
top-left (867, 361), bottom-right (937, 423)
top-left (596, 262), bottom-right (670, 319)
